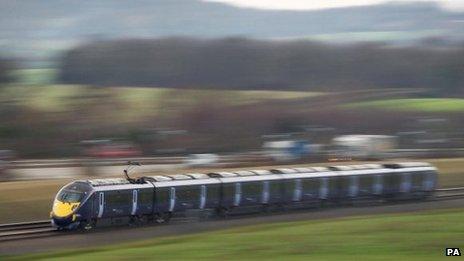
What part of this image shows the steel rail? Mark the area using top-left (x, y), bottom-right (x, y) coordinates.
top-left (0, 187), bottom-right (462, 241)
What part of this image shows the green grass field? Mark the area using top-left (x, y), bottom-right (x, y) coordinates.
top-left (346, 98), bottom-right (464, 112)
top-left (1, 84), bottom-right (321, 116)
top-left (5, 208), bottom-right (464, 260)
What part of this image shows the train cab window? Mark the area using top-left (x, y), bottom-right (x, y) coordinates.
top-left (57, 182), bottom-right (92, 203)
top-left (57, 190), bottom-right (84, 203)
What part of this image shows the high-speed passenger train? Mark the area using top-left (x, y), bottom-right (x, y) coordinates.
top-left (51, 162), bottom-right (437, 230)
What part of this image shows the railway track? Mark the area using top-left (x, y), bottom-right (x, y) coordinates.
top-left (0, 187), bottom-right (463, 242)
top-left (0, 220), bottom-right (57, 242)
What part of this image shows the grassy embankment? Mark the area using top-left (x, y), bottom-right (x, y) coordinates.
top-left (346, 98), bottom-right (464, 112)
top-left (4, 208), bottom-right (464, 260)
top-left (0, 158), bottom-right (463, 224)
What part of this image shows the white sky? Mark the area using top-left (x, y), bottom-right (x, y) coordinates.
top-left (203, 0), bottom-right (464, 11)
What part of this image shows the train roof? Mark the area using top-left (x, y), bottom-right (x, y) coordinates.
top-left (83, 162), bottom-right (435, 189)
top-left (87, 178), bottom-right (131, 187)
top-left (383, 162), bottom-right (432, 169)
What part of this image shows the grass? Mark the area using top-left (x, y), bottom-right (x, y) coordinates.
top-left (3, 68), bottom-right (322, 115)
top-left (10, 69), bottom-right (57, 86)
top-left (346, 98), bottom-right (464, 112)
top-left (5, 208), bottom-right (464, 260)
top-left (0, 180), bottom-right (67, 223)
top-left (0, 157), bottom-right (463, 224)
top-left (1, 84), bottom-right (321, 116)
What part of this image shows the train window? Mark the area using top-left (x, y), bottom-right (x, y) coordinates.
top-left (385, 172), bottom-right (402, 192)
top-left (176, 186), bottom-right (200, 203)
top-left (139, 190), bottom-right (153, 204)
top-left (106, 190), bottom-right (132, 205)
top-left (157, 189), bottom-right (169, 203)
top-left (327, 177), bottom-right (339, 198)
top-left (411, 172), bottom-right (424, 190)
top-left (223, 183), bottom-right (235, 199)
top-left (57, 190), bottom-right (84, 203)
top-left (262, 181), bottom-right (270, 203)
top-left (400, 172), bottom-right (412, 193)
top-left (206, 184), bottom-right (220, 203)
top-left (338, 176), bottom-right (351, 196)
top-left (63, 182), bottom-right (92, 193)
top-left (359, 175), bottom-right (374, 195)
top-left (241, 182), bottom-right (261, 198)
top-left (269, 181), bottom-right (281, 197)
top-left (302, 178), bottom-right (319, 198)
top-left (57, 182), bottom-right (92, 203)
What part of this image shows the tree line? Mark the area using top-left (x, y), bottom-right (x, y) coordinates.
top-left (0, 58), bottom-right (14, 84)
top-left (60, 37), bottom-right (464, 95)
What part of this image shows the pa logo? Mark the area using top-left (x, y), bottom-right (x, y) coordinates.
top-left (446, 248), bottom-right (461, 256)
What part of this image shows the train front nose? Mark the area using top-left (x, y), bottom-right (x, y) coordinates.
top-left (51, 200), bottom-right (80, 227)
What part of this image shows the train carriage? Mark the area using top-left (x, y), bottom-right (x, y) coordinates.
top-left (208, 170), bottom-right (284, 214)
top-left (147, 173), bottom-right (221, 219)
top-left (50, 161), bottom-right (438, 230)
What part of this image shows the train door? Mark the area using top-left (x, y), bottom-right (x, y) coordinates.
top-left (169, 187), bottom-right (176, 212)
top-left (319, 178), bottom-right (329, 200)
top-left (199, 185), bottom-right (207, 209)
top-left (373, 174), bottom-right (383, 196)
top-left (400, 172), bottom-right (412, 193)
top-left (293, 179), bottom-right (302, 202)
top-left (411, 171), bottom-right (425, 192)
top-left (97, 192), bottom-right (104, 218)
top-left (234, 183), bottom-right (242, 206)
top-left (131, 190), bottom-right (138, 215)
top-left (348, 175), bottom-right (359, 198)
top-left (261, 181), bottom-right (270, 204)
top-left (423, 171), bottom-right (436, 192)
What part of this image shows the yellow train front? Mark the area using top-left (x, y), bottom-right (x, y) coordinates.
top-left (51, 181), bottom-right (94, 230)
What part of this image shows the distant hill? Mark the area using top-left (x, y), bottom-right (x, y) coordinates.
top-left (1, 0), bottom-right (464, 60)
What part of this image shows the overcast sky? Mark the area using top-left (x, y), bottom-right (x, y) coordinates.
top-left (204, 0), bottom-right (464, 11)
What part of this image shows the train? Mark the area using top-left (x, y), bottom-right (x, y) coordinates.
top-left (51, 162), bottom-right (437, 230)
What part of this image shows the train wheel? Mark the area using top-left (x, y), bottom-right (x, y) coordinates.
top-left (216, 207), bottom-right (229, 218)
top-left (163, 212), bottom-right (172, 223)
top-left (79, 220), bottom-right (95, 231)
top-left (155, 213), bottom-right (171, 223)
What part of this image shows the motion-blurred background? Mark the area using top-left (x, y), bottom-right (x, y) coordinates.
top-left (0, 0), bottom-right (463, 181)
